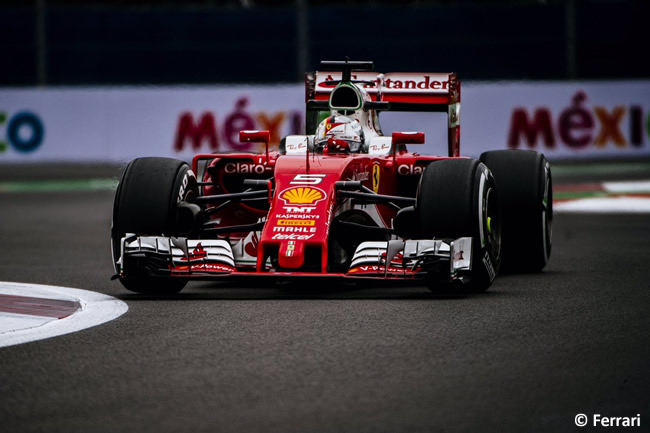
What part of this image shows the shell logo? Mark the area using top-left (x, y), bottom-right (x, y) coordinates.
top-left (280, 187), bottom-right (326, 205)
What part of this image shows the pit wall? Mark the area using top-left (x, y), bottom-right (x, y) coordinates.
top-left (1, 81), bottom-right (648, 163)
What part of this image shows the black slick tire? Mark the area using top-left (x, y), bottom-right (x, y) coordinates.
top-left (416, 158), bottom-right (501, 293)
top-left (111, 157), bottom-right (198, 294)
top-left (479, 150), bottom-right (552, 273)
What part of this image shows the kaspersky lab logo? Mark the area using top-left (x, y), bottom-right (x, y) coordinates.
top-left (0, 111), bottom-right (45, 154)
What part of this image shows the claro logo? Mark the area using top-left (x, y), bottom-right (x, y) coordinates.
top-left (397, 164), bottom-right (424, 176)
top-left (508, 91), bottom-right (647, 151)
top-left (0, 111), bottom-right (45, 154)
top-left (224, 162), bottom-right (269, 174)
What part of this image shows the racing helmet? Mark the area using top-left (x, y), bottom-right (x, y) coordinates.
top-left (315, 115), bottom-right (365, 153)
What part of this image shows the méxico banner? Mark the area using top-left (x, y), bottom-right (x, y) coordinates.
top-left (1, 81), bottom-right (648, 163)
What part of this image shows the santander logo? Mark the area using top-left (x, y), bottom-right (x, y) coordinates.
top-left (382, 75), bottom-right (449, 92)
top-left (316, 72), bottom-right (450, 94)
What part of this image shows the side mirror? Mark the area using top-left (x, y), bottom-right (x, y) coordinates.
top-left (391, 131), bottom-right (425, 145)
top-left (391, 132), bottom-right (425, 164)
top-left (240, 130), bottom-right (270, 144)
top-left (240, 130), bottom-right (271, 161)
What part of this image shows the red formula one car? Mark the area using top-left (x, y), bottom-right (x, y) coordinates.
top-left (111, 60), bottom-right (552, 294)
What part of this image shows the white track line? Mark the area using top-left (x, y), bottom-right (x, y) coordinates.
top-left (602, 180), bottom-right (650, 193)
top-left (0, 282), bottom-right (128, 348)
top-left (554, 196), bottom-right (650, 214)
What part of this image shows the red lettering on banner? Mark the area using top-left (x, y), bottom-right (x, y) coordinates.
top-left (174, 96), bottom-right (303, 153)
top-left (224, 97), bottom-right (255, 150)
top-left (257, 112), bottom-right (286, 145)
top-left (508, 91), bottom-right (647, 151)
top-left (558, 91), bottom-right (594, 149)
top-left (594, 106), bottom-right (626, 147)
top-left (174, 112), bottom-right (219, 151)
top-left (508, 108), bottom-right (555, 149)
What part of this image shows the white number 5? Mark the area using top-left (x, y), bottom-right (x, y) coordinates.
top-left (289, 174), bottom-right (327, 185)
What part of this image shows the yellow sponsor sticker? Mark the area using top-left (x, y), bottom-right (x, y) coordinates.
top-left (277, 219), bottom-right (316, 226)
top-left (280, 187), bottom-right (325, 205)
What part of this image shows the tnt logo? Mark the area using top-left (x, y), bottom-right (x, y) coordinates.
top-left (0, 111), bottom-right (45, 154)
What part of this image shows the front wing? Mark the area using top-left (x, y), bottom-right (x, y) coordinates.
top-left (115, 235), bottom-right (474, 285)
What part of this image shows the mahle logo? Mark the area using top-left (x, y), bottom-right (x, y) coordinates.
top-left (0, 111), bottom-right (45, 154)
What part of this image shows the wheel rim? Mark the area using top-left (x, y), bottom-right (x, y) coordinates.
top-left (484, 186), bottom-right (501, 261)
top-left (541, 162), bottom-right (553, 262)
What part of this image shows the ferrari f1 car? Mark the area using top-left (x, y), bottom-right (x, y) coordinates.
top-left (111, 60), bottom-right (552, 294)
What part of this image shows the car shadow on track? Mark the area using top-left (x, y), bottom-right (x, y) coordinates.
top-left (114, 279), bottom-right (514, 301)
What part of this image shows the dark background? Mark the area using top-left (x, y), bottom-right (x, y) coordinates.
top-left (2, 0), bottom-right (648, 86)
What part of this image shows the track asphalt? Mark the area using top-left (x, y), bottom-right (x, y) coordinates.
top-left (0, 161), bottom-right (648, 347)
top-left (0, 160), bottom-right (648, 433)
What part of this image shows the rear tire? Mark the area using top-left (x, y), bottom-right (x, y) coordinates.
top-left (480, 150), bottom-right (552, 272)
top-left (111, 157), bottom-right (198, 294)
top-left (416, 159), bottom-right (501, 293)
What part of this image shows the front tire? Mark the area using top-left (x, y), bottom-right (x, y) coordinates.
top-left (416, 158), bottom-right (501, 293)
top-left (111, 157), bottom-right (198, 294)
top-left (480, 150), bottom-right (552, 273)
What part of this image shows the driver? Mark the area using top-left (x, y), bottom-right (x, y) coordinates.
top-left (314, 115), bottom-right (366, 153)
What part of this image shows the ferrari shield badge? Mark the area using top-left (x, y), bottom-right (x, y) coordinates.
top-left (372, 163), bottom-right (381, 193)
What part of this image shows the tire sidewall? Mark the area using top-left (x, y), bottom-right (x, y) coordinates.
top-left (470, 163), bottom-right (501, 290)
top-left (416, 159), bottom-right (501, 291)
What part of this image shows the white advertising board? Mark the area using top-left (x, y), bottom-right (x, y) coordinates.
top-left (1, 81), bottom-right (648, 163)
top-left (461, 81), bottom-right (650, 159)
top-left (0, 85), bottom-right (305, 163)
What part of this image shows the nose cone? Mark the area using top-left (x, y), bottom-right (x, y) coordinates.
top-left (278, 240), bottom-right (305, 269)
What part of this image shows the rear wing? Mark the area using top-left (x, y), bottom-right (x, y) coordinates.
top-left (304, 61), bottom-right (461, 157)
